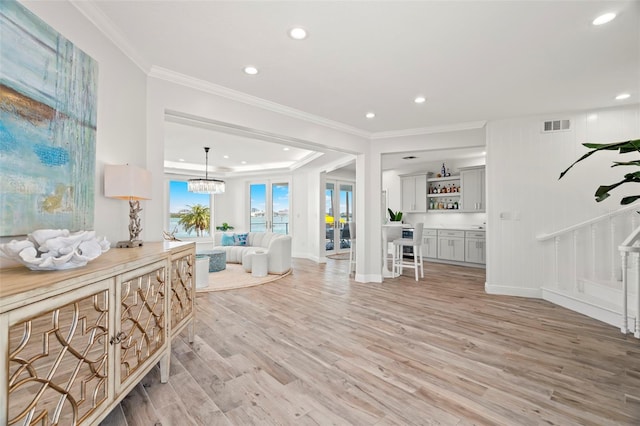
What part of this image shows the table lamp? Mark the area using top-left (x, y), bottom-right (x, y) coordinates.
top-left (104, 164), bottom-right (152, 248)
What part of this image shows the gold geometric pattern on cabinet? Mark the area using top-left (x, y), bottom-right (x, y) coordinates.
top-left (170, 254), bottom-right (193, 329)
top-left (119, 266), bottom-right (166, 384)
top-left (8, 291), bottom-right (109, 425)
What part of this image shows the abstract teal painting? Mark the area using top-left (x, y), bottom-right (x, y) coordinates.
top-left (0, 0), bottom-right (98, 236)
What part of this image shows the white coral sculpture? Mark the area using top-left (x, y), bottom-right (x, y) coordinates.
top-left (0, 229), bottom-right (111, 271)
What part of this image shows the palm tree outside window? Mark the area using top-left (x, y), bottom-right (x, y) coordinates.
top-left (168, 180), bottom-right (211, 238)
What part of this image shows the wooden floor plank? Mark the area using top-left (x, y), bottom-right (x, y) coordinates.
top-left (101, 258), bottom-right (640, 425)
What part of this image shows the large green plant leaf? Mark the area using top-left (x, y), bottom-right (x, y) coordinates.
top-left (559, 139), bottom-right (640, 179)
top-left (559, 139), bottom-right (640, 204)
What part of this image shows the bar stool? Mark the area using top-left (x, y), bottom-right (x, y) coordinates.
top-left (392, 223), bottom-right (424, 281)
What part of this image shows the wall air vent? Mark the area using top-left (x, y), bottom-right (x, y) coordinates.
top-left (542, 119), bottom-right (571, 133)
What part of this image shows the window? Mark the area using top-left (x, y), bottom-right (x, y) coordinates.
top-left (168, 180), bottom-right (211, 238)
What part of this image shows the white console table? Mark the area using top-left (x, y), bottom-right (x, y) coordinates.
top-left (0, 241), bottom-right (196, 426)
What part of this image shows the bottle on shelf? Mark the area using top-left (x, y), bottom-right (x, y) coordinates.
top-left (441, 163), bottom-right (446, 177)
top-left (454, 200), bottom-right (459, 209)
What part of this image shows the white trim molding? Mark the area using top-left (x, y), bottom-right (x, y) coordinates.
top-left (371, 121), bottom-right (487, 140)
top-left (70, 0), bottom-right (150, 73)
top-left (485, 282), bottom-right (542, 298)
top-left (356, 273), bottom-right (383, 283)
top-left (151, 67), bottom-right (370, 138)
top-left (542, 288), bottom-right (627, 329)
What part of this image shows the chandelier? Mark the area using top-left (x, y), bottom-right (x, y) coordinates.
top-left (188, 147), bottom-right (226, 194)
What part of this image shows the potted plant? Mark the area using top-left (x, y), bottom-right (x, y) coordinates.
top-left (388, 208), bottom-right (403, 223)
top-left (215, 222), bottom-right (234, 231)
top-left (560, 139), bottom-right (640, 205)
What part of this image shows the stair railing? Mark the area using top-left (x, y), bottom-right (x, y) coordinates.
top-left (619, 225), bottom-right (640, 337)
top-left (537, 203), bottom-right (639, 337)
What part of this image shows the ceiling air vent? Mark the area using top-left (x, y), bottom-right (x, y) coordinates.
top-left (542, 119), bottom-right (571, 133)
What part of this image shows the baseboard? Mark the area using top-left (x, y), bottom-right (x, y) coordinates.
top-left (355, 273), bottom-right (382, 283)
top-left (292, 253), bottom-right (324, 263)
top-left (542, 288), bottom-right (626, 329)
top-left (484, 283), bottom-right (542, 298)
top-left (426, 258), bottom-right (485, 269)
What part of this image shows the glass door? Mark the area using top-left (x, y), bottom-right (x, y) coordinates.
top-left (338, 183), bottom-right (354, 253)
top-left (325, 183), bottom-right (336, 253)
top-left (325, 181), bottom-right (354, 255)
top-left (271, 182), bottom-right (290, 234)
top-left (250, 181), bottom-right (290, 234)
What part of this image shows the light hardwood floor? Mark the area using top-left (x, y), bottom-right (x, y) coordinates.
top-left (101, 258), bottom-right (640, 425)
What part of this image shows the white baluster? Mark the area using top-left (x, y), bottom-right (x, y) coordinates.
top-left (555, 236), bottom-right (560, 289)
top-left (620, 251), bottom-right (629, 334)
top-left (573, 230), bottom-right (579, 292)
top-left (610, 218), bottom-right (616, 282)
top-left (636, 251), bottom-right (640, 338)
top-left (591, 224), bottom-right (597, 280)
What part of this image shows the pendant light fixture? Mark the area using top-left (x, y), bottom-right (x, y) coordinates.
top-left (188, 147), bottom-right (225, 194)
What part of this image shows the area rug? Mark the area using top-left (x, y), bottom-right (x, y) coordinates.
top-left (327, 253), bottom-right (350, 260)
top-left (196, 263), bottom-right (291, 292)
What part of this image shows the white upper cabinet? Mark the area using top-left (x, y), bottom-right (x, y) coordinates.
top-left (401, 174), bottom-right (427, 212)
top-left (460, 166), bottom-right (485, 212)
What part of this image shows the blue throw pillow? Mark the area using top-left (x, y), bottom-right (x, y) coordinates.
top-left (221, 233), bottom-right (235, 246)
top-left (235, 233), bottom-right (248, 246)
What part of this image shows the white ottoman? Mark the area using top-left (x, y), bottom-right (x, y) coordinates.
top-left (251, 251), bottom-right (268, 278)
top-left (195, 256), bottom-right (210, 289)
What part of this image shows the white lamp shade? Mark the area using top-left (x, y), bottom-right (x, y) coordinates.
top-left (104, 164), bottom-right (152, 200)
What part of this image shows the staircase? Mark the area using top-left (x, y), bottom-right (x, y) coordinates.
top-left (536, 204), bottom-right (640, 338)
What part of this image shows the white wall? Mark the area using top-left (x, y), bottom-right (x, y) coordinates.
top-left (212, 178), bottom-right (248, 232)
top-left (19, 1), bottom-right (148, 245)
top-left (486, 104), bottom-right (640, 297)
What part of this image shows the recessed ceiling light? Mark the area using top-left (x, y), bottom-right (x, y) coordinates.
top-left (482, 151), bottom-right (487, 156)
top-left (615, 93), bottom-right (630, 100)
top-left (365, 112), bottom-right (376, 119)
top-left (243, 66), bottom-right (258, 75)
top-left (223, 155), bottom-right (229, 159)
top-left (593, 12), bottom-right (616, 26)
top-left (587, 114), bottom-right (598, 121)
top-left (178, 158), bottom-right (185, 162)
top-left (289, 27), bottom-right (307, 40)
top-left (241, 160), bottom-right (247, 164)
top-left (283, 147), bottom-right (290, 151)
top-left (414, 96), bottom-right (426, 104)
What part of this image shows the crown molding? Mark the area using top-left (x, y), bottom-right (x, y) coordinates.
top-left (370, 120), bottom-right (487, 140)
top-left (165, 110), bottom-right (362, 155)
top-left (70, 0), bottom-right (150, 73)
top-left (150, 66), bottom-right (370, 139)
top-left (164, 150), bottom-right (323, 178)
